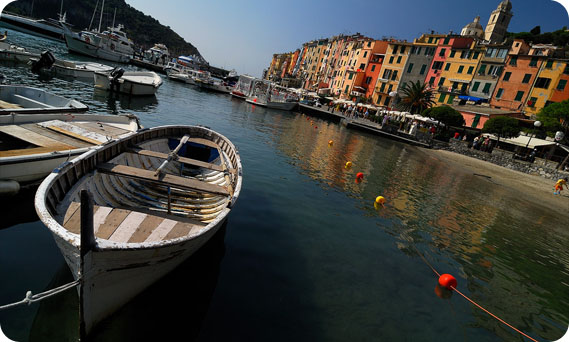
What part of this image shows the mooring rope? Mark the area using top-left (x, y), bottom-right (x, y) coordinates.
top-left (0, 278), bottom-right (81, 310)
top-left (412, 243), bottom-right (540, 342)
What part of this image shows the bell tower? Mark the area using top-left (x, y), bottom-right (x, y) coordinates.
top-left (484, 0), bottom-right (513, 43)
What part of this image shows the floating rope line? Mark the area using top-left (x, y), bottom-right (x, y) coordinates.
top-left (411, 244), bottom-right (540, 342)
top-left (0, 279), bottom-right (81, 311)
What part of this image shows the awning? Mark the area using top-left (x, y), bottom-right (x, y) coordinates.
top-left (353, 86), bottom-right (366, 91)
top-left (483, 134), bottom-right (557, 149)
top-left (459, 95), bottom-right (484, 102)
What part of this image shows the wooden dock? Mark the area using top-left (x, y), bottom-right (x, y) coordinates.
top-left (297, 103), bottom-right (432, 148)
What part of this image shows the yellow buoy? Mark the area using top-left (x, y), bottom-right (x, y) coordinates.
top-left (328, 140), bottom-right (333, 146)
top-left (345, 161), bottom-right (352, 169)
top-left (375, 196), bottom-right (385, 204)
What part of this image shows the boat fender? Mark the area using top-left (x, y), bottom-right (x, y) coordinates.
top-left (31, 50), bottom-right (56, 74)
top-left (0, 180), bottom-right (20, 197)
top-left (110, 68), bottom-right (125, 92)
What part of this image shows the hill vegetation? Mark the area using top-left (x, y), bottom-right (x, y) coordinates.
top-left (506, 26), bottom-right (569, 46)
top-left (5, 0), bottom-right (202, 59)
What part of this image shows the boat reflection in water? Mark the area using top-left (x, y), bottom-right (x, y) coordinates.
top-left (93, 88), bottom-right (158, 112)
top-left (29, 222), bottom-right (228, 341)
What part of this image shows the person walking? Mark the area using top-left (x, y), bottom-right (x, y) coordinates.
top-left (554, 177), bottom-right (568, 195)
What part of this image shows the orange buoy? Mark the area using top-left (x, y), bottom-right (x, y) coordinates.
top-left (328, 140), bottom-right (333, 146)
top-left (438, 274), bottom-right (457, 290)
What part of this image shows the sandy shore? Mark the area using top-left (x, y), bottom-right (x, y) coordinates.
top-left (420, 149), bottom-right (569, 217)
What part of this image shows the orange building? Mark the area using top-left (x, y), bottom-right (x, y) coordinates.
top-left (489, 39), bottom-right (554, 115)
top-left (363, 41), bottom-right (389, 99)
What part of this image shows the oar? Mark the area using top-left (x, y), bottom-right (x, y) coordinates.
top-left (154, 134), bottom-right (189, 176)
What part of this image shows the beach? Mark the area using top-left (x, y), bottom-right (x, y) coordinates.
top-left (422, 149), bottom-right (569, 217)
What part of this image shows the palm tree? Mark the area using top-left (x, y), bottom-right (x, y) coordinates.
top-left (396, 80), bottom-right (435, 114)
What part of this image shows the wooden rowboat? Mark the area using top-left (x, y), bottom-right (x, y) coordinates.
top-left (34, 125), bottom-right (242, 336)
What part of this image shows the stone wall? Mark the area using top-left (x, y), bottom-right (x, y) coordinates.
top-left (435, 139), bottom-right (569, 181)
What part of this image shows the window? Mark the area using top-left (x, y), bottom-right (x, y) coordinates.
top-left (363, 51), bottom-right (367, 58)
top-left (534, 77), bottom-right (551, 89)
top-left (387, 84), bottom-right (393, 92)
top-left (514, 91), bottom-right (524, 101)
top-left (527, 97), bottom-right (537, 107)
top-left (557, 79), bottom-right (567, 91)
top-left (447, 95), bottom-right (454, 104)
top-left (444, 37), bottom-right (450, 44)
top-left (380, 83), bottom-right (386, 92)
top-left (384, 96), bottom-right (390, 105)
top-left (389, 56), bottom-right (394, 64)
top-left (473, 51), bottom-right (480, 59)
top-left (460, 51), bottom-right (466, 59)
top-left (438, 77), bottom-right (445, 86)
top-left (348, 73), bottom-right (354, 80)
top-left (428, 37), bottom-right (433, 43)
top-left (450, 50), bottom-right (456, 58)
top-left (444, 63), bottom-right (451, 71)
top-left (438, 93), bottom-right (447, 102)
top-left (478, 64), bottom-right (487, 75)
top-left (509, 56), bottom-right (517, 66)
top-left (457, 65), bottom-right (464, 74)
top-left (344, 85), bottom-right (349, 94)
top-left (393, 46), bottom-right (398, 54)
top-left (545, 60), bottom-right (553, 69)
top-left (529, 57), bottom-right (538, 67)
top-left (522, 74), bottom-right (532, 84)
top-left (359, 63), bottom-right (365, 70)
top-left (397, 56), bottom-right (402, 64)
top-left (367, 42), bottom-right (371, 47)
top-left (417, 47), bottom-right (422, 55)
top-left (420, 64), bottom-right (427, 75)
top-left (497, 49), bottom-right (508, 59)
top-left (471, 114), bottom-right (481, 128)
top-left (467, 66), bottom-right (474, 74)
top-left (439, 48), bottom-right (446, 57)
top-left (383, 69), bottom-right (392, 79)
top-left (401, 46), bottom-right (406, 54)
top-left (407, 63), bottom-right (414, 73)
top-left (391, 70), bottom-right (398, 80)
top-left (472, 81), bottom-right (480, 92)
top-left (503, 72), bottom-right (511, 81)
top-left (377, 95), bottom-right (382, 103)
top-left (482, 83), bottom-right (491, 94)
top-left (371, 65), bottom-right (376, 72)
top-left (429, 76), bottom-right (435, 85)
top-left (564, 64), bottom-right (569, 74)
top-left (411, 46), bottom-right (416, 54)
top-left (432, 61), bottom-right (444, 70)
top-left (365, 76), bottom-right (372, 84)
top-left (496, 88), bottom-right (504, 98)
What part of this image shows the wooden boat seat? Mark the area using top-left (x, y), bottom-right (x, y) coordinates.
top-left (38, 120), bottom-right (110, 145)
top-left (62, 202), bottom-right (208, 243)
top-left (0, 100), bottom-right (22, 109)
top-left (0, 125), bottom-right (77, 157)
top-left (127, 147), bottom-right (235, 173)
top-left (96, 162), bottom-right (230, 196)
top-left (12, 94), bottom-right (55, 108)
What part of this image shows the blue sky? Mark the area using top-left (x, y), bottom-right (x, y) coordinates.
top-left (125, 0), bottom-right (569, 77)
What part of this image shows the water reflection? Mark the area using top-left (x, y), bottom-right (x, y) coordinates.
top-left (92, 89), bottom-right (159, 113)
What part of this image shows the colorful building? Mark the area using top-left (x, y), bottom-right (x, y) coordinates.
top-left (468, 44), bottom-right (509, 101)
top-left (362, 40), bottom-right (389, 99)
top-left (373, 41), bottom-right (412, 107)
top-left (524, 53), bottom-right (569, 116)
top-left (489, 39), bottom-right (555, 115)
top-left (398, 33), bottom-right (442, 94)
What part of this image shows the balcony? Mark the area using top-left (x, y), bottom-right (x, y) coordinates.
top-left (438, 86), bottom-right (467, 95)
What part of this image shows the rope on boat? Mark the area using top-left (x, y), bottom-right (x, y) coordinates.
top-left (0, 278), bottom-right (81, 311)
top-left (411, 244), bottom-right (539, 342)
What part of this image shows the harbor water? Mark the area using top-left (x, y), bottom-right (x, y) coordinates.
top-left (1, 30), bottom-right (568, 341)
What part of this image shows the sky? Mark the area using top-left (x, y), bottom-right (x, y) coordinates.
top-left (120, 0), bottom-right (569, 78)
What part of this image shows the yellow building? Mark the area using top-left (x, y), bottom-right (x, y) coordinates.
top-left (374, 41), bottom-right (412, 107)
top-left (525, 54), bottom-right (568, 116)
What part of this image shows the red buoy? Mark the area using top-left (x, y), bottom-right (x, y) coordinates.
top-left (356, 172), bottom-right (364, 180)
top-left (438, 274), bottom-right (457, 290)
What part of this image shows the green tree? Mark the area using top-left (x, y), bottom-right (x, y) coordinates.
top-left (396, 80), bottom-right (435, 114)
top-left (482, 116), bottom-right (520, 145)
top-left (422, 105), bottom-right (465, 128)
top-left (536, 100), bottom-right (569, 139)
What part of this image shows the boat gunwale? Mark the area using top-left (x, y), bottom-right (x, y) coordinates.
top-left (35, 125), bottom-right (243, 251)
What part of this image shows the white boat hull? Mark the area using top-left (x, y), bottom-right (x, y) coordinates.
top-left (266, 101), bottom-right (298, 111)
top-left (94, 72), bottom-right (162, 96)
top-left (0, 85), bottom-right (88, 114)
top-left (65, 34), bottom-right (131, 63)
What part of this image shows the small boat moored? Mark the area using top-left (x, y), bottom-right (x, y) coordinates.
top-left (34, 125), bottom-right (242, 336)
top-left (30, 50), bottom-right (114, 81)
top-left (94, 69), bottom-right (163, 96)
top-left (0, 112), bottom-right (140, 195)
top-left (231, 74), bottom-right (256, 99)
top-left (0, 85), bottom-right (88, 114)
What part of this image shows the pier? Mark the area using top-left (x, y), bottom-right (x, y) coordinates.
top-left (297, 103), bottom-right (432, 148)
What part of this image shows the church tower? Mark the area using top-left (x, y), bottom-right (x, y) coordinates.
top-left (484, 0), bottom-right (513, 43)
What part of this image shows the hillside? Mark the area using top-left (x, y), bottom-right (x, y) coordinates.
top-left (506, 27), bottom-right (569, 46)
top-left (5, 0), bottom-right (203, 59)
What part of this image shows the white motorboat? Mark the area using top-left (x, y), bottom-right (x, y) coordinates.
top-left (231, 74), bottom-right (256, 99)
top-left (246, 80), bottom-right (299, 110)
top-left (0, 112), bottom-right (140, 195)
top-left (0, 41), bottom-right (38, 63)
top-left (62, 1), bottom-right (134, 63)
top-left (94, 69), bottom-right (163, 96)
top-left (195, 72), bottom-right (232, 94)
top-left (34, 125), bottom-right (242, 336)
top-left (167, 72), bottom-right (195, 85)
top-left (142, 43), bottom-right (170, 64)
top-left (163, 56), bottom-right (200, 76)
top-left (30, 51), bottom-right (113, 81)
top-left (0, 85), bottom-right (88, 114)
top-left (0, 11), bottom-right (67, 42)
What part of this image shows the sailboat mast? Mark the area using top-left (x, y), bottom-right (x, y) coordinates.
top-left (59, 0), bottom-right (63, 19)
top-left (98, 0), bottom-right (105, 33)
top-left (112, 8), bottom-right (116, 28)
top-left (88, 0), bottom-right (99, 31)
